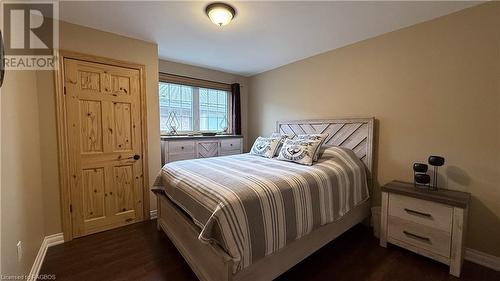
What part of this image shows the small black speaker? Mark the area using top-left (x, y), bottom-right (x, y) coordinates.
top-left (428, 156), bottom-right (445, 166)
top-left (428, 155), bottom-right (445, 190)
top-left (413, 163), bottom-right (428, 173)
top-left (413, 163), bottom-right (430, 188)
top-left (415, 173), bottom-right (431, 185)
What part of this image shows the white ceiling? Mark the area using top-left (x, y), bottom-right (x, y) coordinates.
top-left (59, 1), bottom-right (482, 76)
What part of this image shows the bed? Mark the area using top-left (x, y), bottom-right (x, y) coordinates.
top-left (153, 118), bottom-right (374, 281)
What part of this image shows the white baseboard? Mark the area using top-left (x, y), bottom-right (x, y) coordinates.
top-left (465, 248), bottom-right (500, 271)
top-left (150, 209), bottom-right (158, 220)
top-left (28, 233), bottom-right (64, 281)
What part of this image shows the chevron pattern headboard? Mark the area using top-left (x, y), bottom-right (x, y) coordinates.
top-left (276, 118), bottom-right (375, 178)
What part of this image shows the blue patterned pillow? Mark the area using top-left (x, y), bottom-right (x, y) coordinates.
top-left (277, 139), bottom-right (321, 165)
top-left (296, 134), bottom-right (328, 161)
top-left (270, 133), bottom-right (292, 156)
top-left (250, 136), bottom-right (281, 158)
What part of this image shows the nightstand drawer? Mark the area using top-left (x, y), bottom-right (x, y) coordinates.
top-left (389, 193), bottom-right (453, 232)
top-left (388, 216), bottom-right (451, 258)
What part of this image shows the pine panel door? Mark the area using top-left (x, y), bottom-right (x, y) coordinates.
top-left (64, 58), bottom-right (144, 237)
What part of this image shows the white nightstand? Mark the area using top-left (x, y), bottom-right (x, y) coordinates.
top-left (380, 181), bottom-right (470, 277)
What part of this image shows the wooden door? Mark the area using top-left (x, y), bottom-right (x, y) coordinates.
top-left (64, 58), bottom-right (144, 237)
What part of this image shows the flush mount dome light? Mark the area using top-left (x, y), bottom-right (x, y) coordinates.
top-left (205, 2), bottom-right (236, 26)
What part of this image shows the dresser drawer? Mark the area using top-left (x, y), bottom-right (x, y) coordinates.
top-left (389, 193), bottom-right (452, 232)
top-left (220, 138), bottom-right (242, 152)
top-left (168, 141), bottom-right (196, 154)
top-left (168, 152), bottom-right (195, 163)
top-left (220, 149), bottom-right (241, 156)
top-left (388, 216), bottom-right (451, 258)
top-left (197, 141), bottom-right (219, 158)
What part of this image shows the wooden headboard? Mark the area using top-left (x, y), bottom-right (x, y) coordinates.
top-left (276, 118), bottom-right (375, 178)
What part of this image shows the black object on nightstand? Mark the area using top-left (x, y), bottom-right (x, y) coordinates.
top-left (413, 163), bottom-right (430, 187)
top-left (412, 155), bottom-right (446, 190)
top-left (428, 155), bottom-right (445, 190)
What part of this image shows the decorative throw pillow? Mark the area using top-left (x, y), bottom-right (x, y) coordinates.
top-left (250, 136), bottom-right (281, 158)
top-left (277, 139), bottom-right (322, 166)
top-left (270, 133), bottom-right (292, 156)
top-left (296, 134), bottom-right (329, 161)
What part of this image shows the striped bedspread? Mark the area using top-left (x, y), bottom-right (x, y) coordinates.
top-left (152, 146), bottom-right (369, 272)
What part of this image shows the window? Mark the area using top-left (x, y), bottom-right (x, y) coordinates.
top-left (159, 83), bottom-right (193, 132)
top-left (199, 87), bottom-right (228, 131)
top-left (159, 81), bottom-right (230, 134)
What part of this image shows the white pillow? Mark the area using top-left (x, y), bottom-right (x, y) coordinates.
top-left (277, 138), bottom-right (322, 166)
top-left (270, 133), bottom-right (291, 156)
top-left (270, 132), bottom-right (293, 139)
top-left (250, 136), bottom-right (281, 158)
top-left (296, 134), bottom-right (329, 161)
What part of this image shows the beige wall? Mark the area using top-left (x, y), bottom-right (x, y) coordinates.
top-left (158, 60), bottom-right (249, 150)
top-left (1, 70), bottom-right (46, 275)
top-left (38, 21), bottom-right (159, 235)
top-left (248, 2), bottom-right (500, 256)
top-left (0, 75), bottom-right (2, 276)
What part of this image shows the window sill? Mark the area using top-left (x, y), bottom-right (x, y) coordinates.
top-left (160, 134), bottom-right (243, 141)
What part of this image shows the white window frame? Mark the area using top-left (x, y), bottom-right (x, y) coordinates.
top-left (159, 82), bottom-right (231, 135)
top-left (192, 87), bottom-right (200, 133)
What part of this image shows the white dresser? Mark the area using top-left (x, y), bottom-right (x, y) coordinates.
top-left (161, 135), bottom-right (244, 165)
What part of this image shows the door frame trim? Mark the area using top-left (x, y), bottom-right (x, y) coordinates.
top-left (55, 50), bottom-right (150, 241)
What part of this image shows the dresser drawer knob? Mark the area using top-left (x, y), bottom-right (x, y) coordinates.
top-left (403, 230), bottom-right (431, 243)
top-left (181, 146), bottom-right (184, 149)
top-left (404, 208), bottom-right (432, 218)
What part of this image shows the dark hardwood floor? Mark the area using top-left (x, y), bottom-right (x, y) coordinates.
top-left (40, 220), bottom-right (500, 281)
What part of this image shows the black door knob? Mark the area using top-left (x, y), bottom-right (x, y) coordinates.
top-left (133, 154), bottom-right (140, 160)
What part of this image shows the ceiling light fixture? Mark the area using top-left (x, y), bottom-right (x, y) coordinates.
top-left (205, 2), bottom-right (236, 27)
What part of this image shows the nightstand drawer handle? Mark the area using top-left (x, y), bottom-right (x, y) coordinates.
top-left (403, 230), bottom-right (431, 242)
top-left (404, 208), bottom-right (432, 218)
